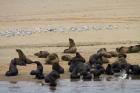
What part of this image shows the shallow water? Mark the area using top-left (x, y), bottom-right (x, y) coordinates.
top-left (0, 78), bottom-right (140, 93)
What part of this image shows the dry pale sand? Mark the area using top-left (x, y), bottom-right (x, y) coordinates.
top-left (0, 0), bottom-right (140, 81)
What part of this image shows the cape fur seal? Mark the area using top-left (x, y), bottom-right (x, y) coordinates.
top-left (45, 70), bottom-right (60, 86)
top-left (52, 62), bottom-right (64, 74)
top-left (5, 59), bottom-right (18, 76)
top-left (16, 49), bottom-right (33, 66)
top-left (34, 51), bottom-right (49, 58)
top-left (64, 38), bottom-right (77, 53)
top-left (30, 61), bottom-right (44, 79)
top-left (45, 53), bottom-right (59, 65)
top-left (116, 45), bottom-right (140, 53)
top-left (61, 55), bottom-right (72, 61)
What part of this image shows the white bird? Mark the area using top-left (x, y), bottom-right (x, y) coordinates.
top-left (119, 70), bottom-right (128, 79)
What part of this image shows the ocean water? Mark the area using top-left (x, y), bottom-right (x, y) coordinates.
top-left (0, 78), bottom-right (140, 93)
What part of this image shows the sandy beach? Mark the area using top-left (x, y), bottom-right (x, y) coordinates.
top-left (0, 0), bottom-right (140, 81)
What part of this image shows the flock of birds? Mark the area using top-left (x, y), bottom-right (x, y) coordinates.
top-left (0, 25), bottom-right (118, 37)
top-left (5, 38), bottom-right (140, 87)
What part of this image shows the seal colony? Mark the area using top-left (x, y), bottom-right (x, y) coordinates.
top-left (4, 38), bottom-right (140, 87)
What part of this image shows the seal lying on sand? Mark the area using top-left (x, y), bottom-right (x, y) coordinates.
top-left (88, 53), bottom-right (109, 65)
top-left (16, 49), bottom-right (33, 66)
top-left (107, 51), bottom-right (118, 57)
top-left (45, 53), bottom-right (59, 65)
top-left (97, 48), bottom-right (118, 58)
top-left (116, 46), bottom-right (130, 53)
top-left (5, 59), bottom-right (18, 76)
top-left (129, 45), bottom-right (140, 53)
top-left (102, 51), bottom-right (118, 58)
top-left (61, 55), bottom-right (72, 61)
top-left (30, 61), bottom-right (44, 79)
top-left (64, 38), bottom-right (77, 53)
top-left (34, 51), bottom-right (49, 58)
top-left (97, 48), bottom-right (107, 54)
top-left (116, 45), bottom-right (140, 53)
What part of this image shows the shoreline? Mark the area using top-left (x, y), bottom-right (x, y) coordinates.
top-left (0, 41), bottom-right (139, 49)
